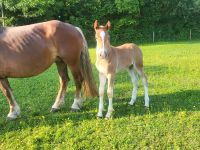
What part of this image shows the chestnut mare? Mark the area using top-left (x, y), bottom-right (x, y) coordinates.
top-left (0, 20), bottom-right (97, 119)
top-left (94, 20), bottom-right (149, 118)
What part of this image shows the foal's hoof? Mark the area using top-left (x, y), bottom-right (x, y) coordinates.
top-left (50, 108), bottom-right (60, 112)
top-left (71, 108), bottom-right (80, 112)
top-left (105, 114), bottom-right (113, 119)
top-left (105, 116), bottom-right (112, 120)
top-left (128, 102), bottom-right (135, 106)
top-left (128, 101), bottom-right (136, 106)
top-left (97, 115), bottom-right (103, 119)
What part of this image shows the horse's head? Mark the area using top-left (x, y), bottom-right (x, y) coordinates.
top-left (94, 20), bottom-right (111, 59)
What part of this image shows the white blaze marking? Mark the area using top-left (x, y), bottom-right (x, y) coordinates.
top-left (100, 31), bottom-right (105, 49)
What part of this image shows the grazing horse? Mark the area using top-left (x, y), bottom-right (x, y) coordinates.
top-left (94, 20), bottom-right (149, 118)
top-left (0, 20), bottom-right (97, 119)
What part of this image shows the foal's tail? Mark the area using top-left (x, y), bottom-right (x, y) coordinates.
top-left (76, 27), bottom-right (98, 97)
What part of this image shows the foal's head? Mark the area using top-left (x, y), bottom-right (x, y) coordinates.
top-left (94, 20), bottom-right (111, 59)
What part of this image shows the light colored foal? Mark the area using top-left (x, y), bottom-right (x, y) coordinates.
top-left (94, 20), bottom-right (150, 118)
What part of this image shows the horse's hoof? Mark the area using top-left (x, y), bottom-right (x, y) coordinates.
top-left (7, 112), bottom-right (20, 120)
top-left (50, 108), bottom-right (60, 112)
top-left (6, 116), bottom-right (17, 121)
top-left (71, 108), bottom-right (80, 112)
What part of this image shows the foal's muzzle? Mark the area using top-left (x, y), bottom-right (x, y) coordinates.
top-left (99, 51), bottom-right (108, 59)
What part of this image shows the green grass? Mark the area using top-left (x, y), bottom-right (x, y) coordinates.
top-left (0, 42), bottom-right (200, 149)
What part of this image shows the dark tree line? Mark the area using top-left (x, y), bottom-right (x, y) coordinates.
top-left (1, 0), bottom-right (200, 44)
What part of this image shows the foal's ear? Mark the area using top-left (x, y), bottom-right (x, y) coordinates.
top-left (94, 20), bottom-right (99, 30)
top-left (105, 21), bottom-right (111, 30)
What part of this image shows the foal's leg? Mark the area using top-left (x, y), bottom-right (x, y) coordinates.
top-left (51, 60), bottom-right (69, 112)
top-left (105, 73), bottom-right (115, 118)
top-left (128, 66), bottom-right (138, 105)
top-left (97, 73), bottom-right (106, 118)
top-left (135, 65), bottom-right (150, 107)
top-left (71, 67), bottom-right (84, 111)
top-left (0, 78), bottom-right (20, 119)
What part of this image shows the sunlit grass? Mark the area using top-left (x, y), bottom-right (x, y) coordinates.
top-left (0, 42), bottom-right (200, 149)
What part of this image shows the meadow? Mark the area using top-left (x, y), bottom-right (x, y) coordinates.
top-left (0, 41), bottom-right (200, 149)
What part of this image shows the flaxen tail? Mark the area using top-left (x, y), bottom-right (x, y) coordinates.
top-left (76, 27), bottom-right (98, 97)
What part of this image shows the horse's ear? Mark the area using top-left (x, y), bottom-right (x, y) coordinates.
top-left (106, 21), bottom-right (111, 30)
top-left (94, 20), bottom-right (99, 30)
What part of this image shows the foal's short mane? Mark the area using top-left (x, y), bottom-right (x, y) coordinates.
top-left (97, 26), bottom-right (107, 30)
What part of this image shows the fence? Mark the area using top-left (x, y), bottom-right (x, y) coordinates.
top-left (151, 29), bottom-right (200, 43)
top-left (107, 28), bottom-right (200, 45)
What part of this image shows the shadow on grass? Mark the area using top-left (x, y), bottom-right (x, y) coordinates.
top-left (0, 90), bottom-right (199, 134)
top-left (144, 65), bottom-right (171, 75)
top-left (114, 90), bottom-right (200, 118)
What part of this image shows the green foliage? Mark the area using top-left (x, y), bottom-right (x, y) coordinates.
top-left (115, 0), bottom-right (140, 13)
top-left (1, 0), bottom-right (200, 43)
top-left (0, 42), bottom-right (200, 149)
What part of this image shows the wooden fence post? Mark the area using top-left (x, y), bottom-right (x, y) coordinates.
top-left (153, 31), bottom-right (155, 43)
top-left (1, 0), bottom-right (4, 26)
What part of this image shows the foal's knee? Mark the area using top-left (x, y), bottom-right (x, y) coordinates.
top-left (99, 81), bottom-right (106, 97)
top-left (142, 75), bottom-right (148, 87)
top-left (107, 88), bottom-right (113, 98)
top-left (99, 86), bottom-right (104, 97)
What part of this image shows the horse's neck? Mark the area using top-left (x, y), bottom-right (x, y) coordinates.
top-left (109, 46), bottom-right (117, 56)
top-left (109, 46), bottom-right (115, 55)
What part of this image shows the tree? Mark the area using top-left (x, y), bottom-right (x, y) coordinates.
top-left (1, 0), bottom-right (200, 43)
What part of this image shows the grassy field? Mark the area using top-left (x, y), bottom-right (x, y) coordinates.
top-left (0, 42), bottom-right (200, 149)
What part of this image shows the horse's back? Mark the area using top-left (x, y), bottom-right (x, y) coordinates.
top-left (0, 20), bottom-right (83, 78)
top-left (0, 21), bottom-right (57, 77)
top-left (114, 43), bottom-right (143, 68)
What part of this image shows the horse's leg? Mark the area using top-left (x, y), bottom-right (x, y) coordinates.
top-left (70, 66), bottom-right (84, 111)
top-left (128, 66), bottom-right (138, 105)
top-left (105, 73), bottom-right (115, 118)
top-left (135, 65), bottom-right (150, 107)
top-left (51, 60), bottom-right (69, 112)
top-left (97, 73), bottom-right (106, 118)
top-left (0, 78), bottom-right (20, 119)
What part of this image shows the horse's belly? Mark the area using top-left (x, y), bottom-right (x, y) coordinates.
top-left (1, 54), bottom-right (56, 78)
top-left (7, 63), bottom-right (53, 78)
